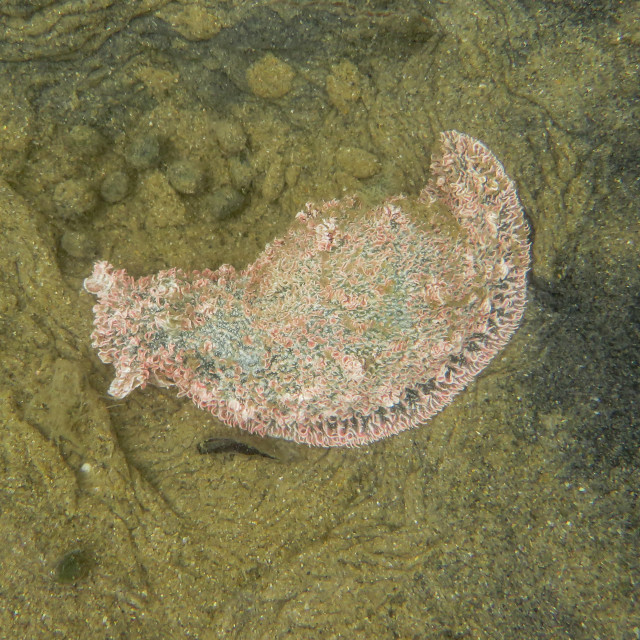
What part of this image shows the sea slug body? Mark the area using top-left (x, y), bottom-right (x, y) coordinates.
top-left (85, 131), bottom-right (530, 446)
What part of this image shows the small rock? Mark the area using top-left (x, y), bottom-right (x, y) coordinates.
top-left (54, 549), bottom-right (92, 584)
top-left (336, 147), bottom-right (380, 179)
top-left (203, 186), bottom-right (246, 220)
top-left (60, 230), bottom-right (96, 259)
top-left (155, 4), bottom-right (223, 41)
top-left (126, 134), bottom-right (161, 170)
top-left (52, 178), bottom-right (97, 219)
top-left (326, 61), bottom-right (361, 114)
top-left (66, 125), bottom-right (104, 157)
top-left (100, 170), bottom-right (129, 203)
top-left (214, 119), bottom-right (247, 156)
top-left (167, 159), bottom-right (205, 195)
top-left (247, 54), bottom-right (294, 99)
top-left (139, 171), bottom-right (188, 228)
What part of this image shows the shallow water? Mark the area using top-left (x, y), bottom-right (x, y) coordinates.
top-left (0, 1), bottom-right (638, 638)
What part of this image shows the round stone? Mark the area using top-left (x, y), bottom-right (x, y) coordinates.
top-left (100, 171), bottom-right (129, 203)
top-left (167, 159), bottom-right (205, 195)
top-left (326, 60), bottom-right (361, 114)
top-left (54, 549), bottom-right (92, 584)
top-left (336, 147), bottom-right (381, 179)
top-left (203, 186), bottom-right (246, 220)
top-left (60, 230), bottom-right (97, 259)
top-left (52, 178), bottom-right (97, 219)
top-left (214, 119), bottom-right (247, 156)
top-left (246, 54), bottom-right (294, 99)
top-left (66, 125), bottom-right (104, 157)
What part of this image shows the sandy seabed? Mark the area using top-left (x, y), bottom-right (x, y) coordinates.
top-left (0, 1), bottom-right (638, 638)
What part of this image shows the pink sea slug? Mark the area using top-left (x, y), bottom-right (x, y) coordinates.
top-left (85, 131), bottom-right (530, 446)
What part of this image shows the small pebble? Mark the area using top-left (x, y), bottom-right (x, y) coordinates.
top-left (52, 178), bottom-right (97, 219)
top-left (60, 230), bottom-right (96, 259)
top-left (126, 134), bottom-right (160, 170)
top-left (336, 147), bottom-right (380, 179)
top-left (214, 119), bottom-right (247, 156)
top-left (54, 549), bottom-right (92, 584)
top-left (66, 125), bottom-right (104, 157)
top-left (326, 61), bottom-right (361, 114)
top-left (100, 171), bottom-right (129, 203)
top-left (167, 159), bottom-right (205, 195)
top-left (203, 186), bottom-right (246, 220)
top-left (247, 54), bottom-right (294, 99)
